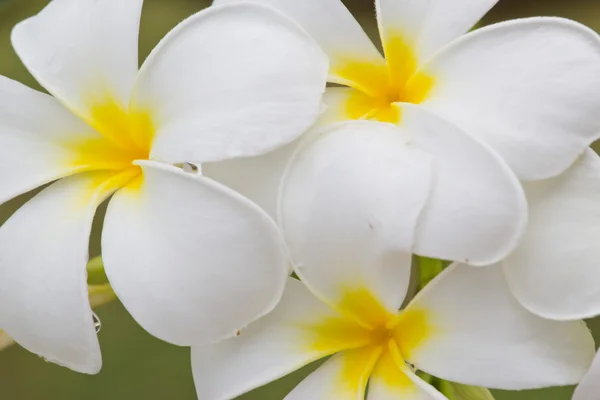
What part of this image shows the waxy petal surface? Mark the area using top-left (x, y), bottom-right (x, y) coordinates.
top-left (504, 149), bottom-right (600, 320)
top-left (405, 263), bottom-right (594, 390)
top-left (213, 0), bottom-right (385, 86)
top-left (419, 18), bottom-right (600, 180)
top-left (102, 161), bottom-right (288, 346)
top-left (0, 76), bottom-right (104, 204)
top-left (279, 121), bottom-right (433, 320)
top-left (376, 0), bottom-right (499, 62)
top-left (0, 171), bottom-right (134, 373)
top-left (400, 105), bottom-right (527, 266)
top-left (135, 3), bottom-right (327, 163)
top-left (193, 278), bottom-right (369, 400)
top-left (12, 0), bottom-right (142, 119)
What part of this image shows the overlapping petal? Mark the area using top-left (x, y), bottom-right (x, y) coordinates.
top-left (133, 2), bottom-right (327, 164)
top-left (0, 76), bottom-right (106, 204)
top-left (202, 87), bottom-right (368, 218)
top-left (193, 278), bottom-right (372, 400)
top-left (368, 350), bottom-right (445, 400)
top-left (102, 161), bottom-right (288, 346)
top-left (573, 351), bottom-right (600, 400)
top-left (286, 347), bottom-right (381, 400)
top-left (504, 149), bottom-right (600, 320)
top-left (212, 0), bottom-right (385, 86)
top-left (399, 105), bottom-right (527, 265)
top-left (418, 18), bottom-right (600, 180)
top-left (279, 121), bottom-right (433, 319)
top-left (405, 263), bottom-right (594, 390)
top-left (376, 0), bottom-right (499, 62)
top-left (0, 170), bottom-right (136, 374)
top-left (11, 0), bottom-right (142, 120)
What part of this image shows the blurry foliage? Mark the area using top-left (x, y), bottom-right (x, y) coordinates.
top-left (0, 0), bottom-right (599, 399)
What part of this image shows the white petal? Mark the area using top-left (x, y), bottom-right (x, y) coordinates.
top-left (201, 87), bottom-right (349, 219)
top-left (419, 18), bottom-right (600, 180)
top-left (504, 149), bottom-right (600, 320)
top-left (102, 161), bottom-right (289, 346)
top-left (0, 170), bottom-right (134, 373)
top-left (132, 3), bottom-right (327, 164)
top-left (376, 0), bottom-right (498, 62)
top-left (11, 0), bottom-right (141, 119)
top-left (202, 140), bottom-right (299, 220)
top-left (0, 76), bottom-right (106, 204)
top-left (285, 347), bottom-right (382, 400)
top-left (573, 351), bottom-right (600, 400)
top-left (368, 350), bottom-right (446, 400)
top-left (193, 278), bottom-right (372, 400)
top-left (279, 121), bottom-right (433, 321)
top-left (400, 105), bottom-right (527, 265)
top-left (212, 0), bottom-right (385, 84)
top-left (405, 263), bottom-right (595, 390)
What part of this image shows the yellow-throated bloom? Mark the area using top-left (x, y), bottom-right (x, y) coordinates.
top-left (193, 182), bottom-right (594, 399)
top-left (208, 0), bottom-right (600, 320)
top-left (0, 0), bottom-right (327, 373)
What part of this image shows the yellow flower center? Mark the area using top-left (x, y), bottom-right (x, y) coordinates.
top-left (332, 34), bottom-right (435, 124)
top-left (67, 97), bottom-right (154, 182)
top-left (303, 287), bottom-right (435, 395)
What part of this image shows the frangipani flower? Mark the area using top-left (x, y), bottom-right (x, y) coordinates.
top-left (192, 175), bottom-right (594, 399)
top-left (502, 149), bottom-right (600, 320)
top-left (208, 0), bottom-right (600, 268)
top-left (0, 0), bottom-right (327, 373)
top-left (573, 350), bottom-right (600, 400)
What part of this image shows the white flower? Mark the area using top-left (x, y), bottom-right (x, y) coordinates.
top-left (503, 149), bottom-right (600, 320)
top-left (573, 350), bottom-right (600, 400)
top-left (207, 0), bottom-right (600, 268)
top-left (192, 192), bottom-right (594, 399)
top-left (0, 0), bottom-right (327, 373)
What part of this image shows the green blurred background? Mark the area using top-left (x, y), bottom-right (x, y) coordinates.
top-left (0, 0), bottom-right (599, 398)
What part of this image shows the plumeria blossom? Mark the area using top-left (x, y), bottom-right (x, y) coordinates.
top-left (192, 178), bottom-right (595, 399)
top-left (0, 0), bottom-right (327, 373)
top-left (503, 149), bottom-right (600, 320)
top-left (573, 350), bottom-right (600, 400)
top-left (208, 0), bottom-right (600, 269)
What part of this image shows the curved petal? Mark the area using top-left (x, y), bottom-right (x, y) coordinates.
top-left (132, 3), bottom-right (327, 164)
top-left (504, 149), bottom-right (600, 320)
top-left (400, 105), bottom-right (527, 265)
top-left (418, 18), bottom-right (600, 180)
top-left (212, 0), bottom-right (385, 86)
top-left (0, 76), bottom-right (107, 205)
top-left (102, 161), bottom-right (289, 346)
top-left (573, 351), bottom-right (600, 400)
top-left (279, 121), bottom-right (433, 323)
top-left (285, 347), bottom-right (381, 400)
top-left (404, 263), bottom-right (595, 390)
top-left (193, 278), bottom-right (371, 400)
top-left (0, 170), bottom-right (135, 373)
top-left (376, 0), bottom-right (499, 63)
top-left (11, 0), bottom-right (141, 121)
top-left (201, 87), bottom-right (355, 219)
top-left (368, 349), bottom-right (446, 400)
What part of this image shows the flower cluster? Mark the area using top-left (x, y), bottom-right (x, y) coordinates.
top-left (0, 0), bottom-right (600, 399)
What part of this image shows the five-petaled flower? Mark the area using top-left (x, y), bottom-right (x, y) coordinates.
top-left (0, 0), bottom-right (328, 373)
top-left (192, 188), bottom-right (594, 399)
top-left (208, 0), bottom-right (600, 318)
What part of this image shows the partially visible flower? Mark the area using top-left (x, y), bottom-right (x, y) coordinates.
top-left (502, 149), bottom-right (600, 320)
top-left (573, 350), bottom-right (600, 400)
top-left (0, 0), bottom-right (327, 373)
top-left (207, 0), bottom-right (600, 269)
top-left (192, 176), bottom-right (594, 400)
